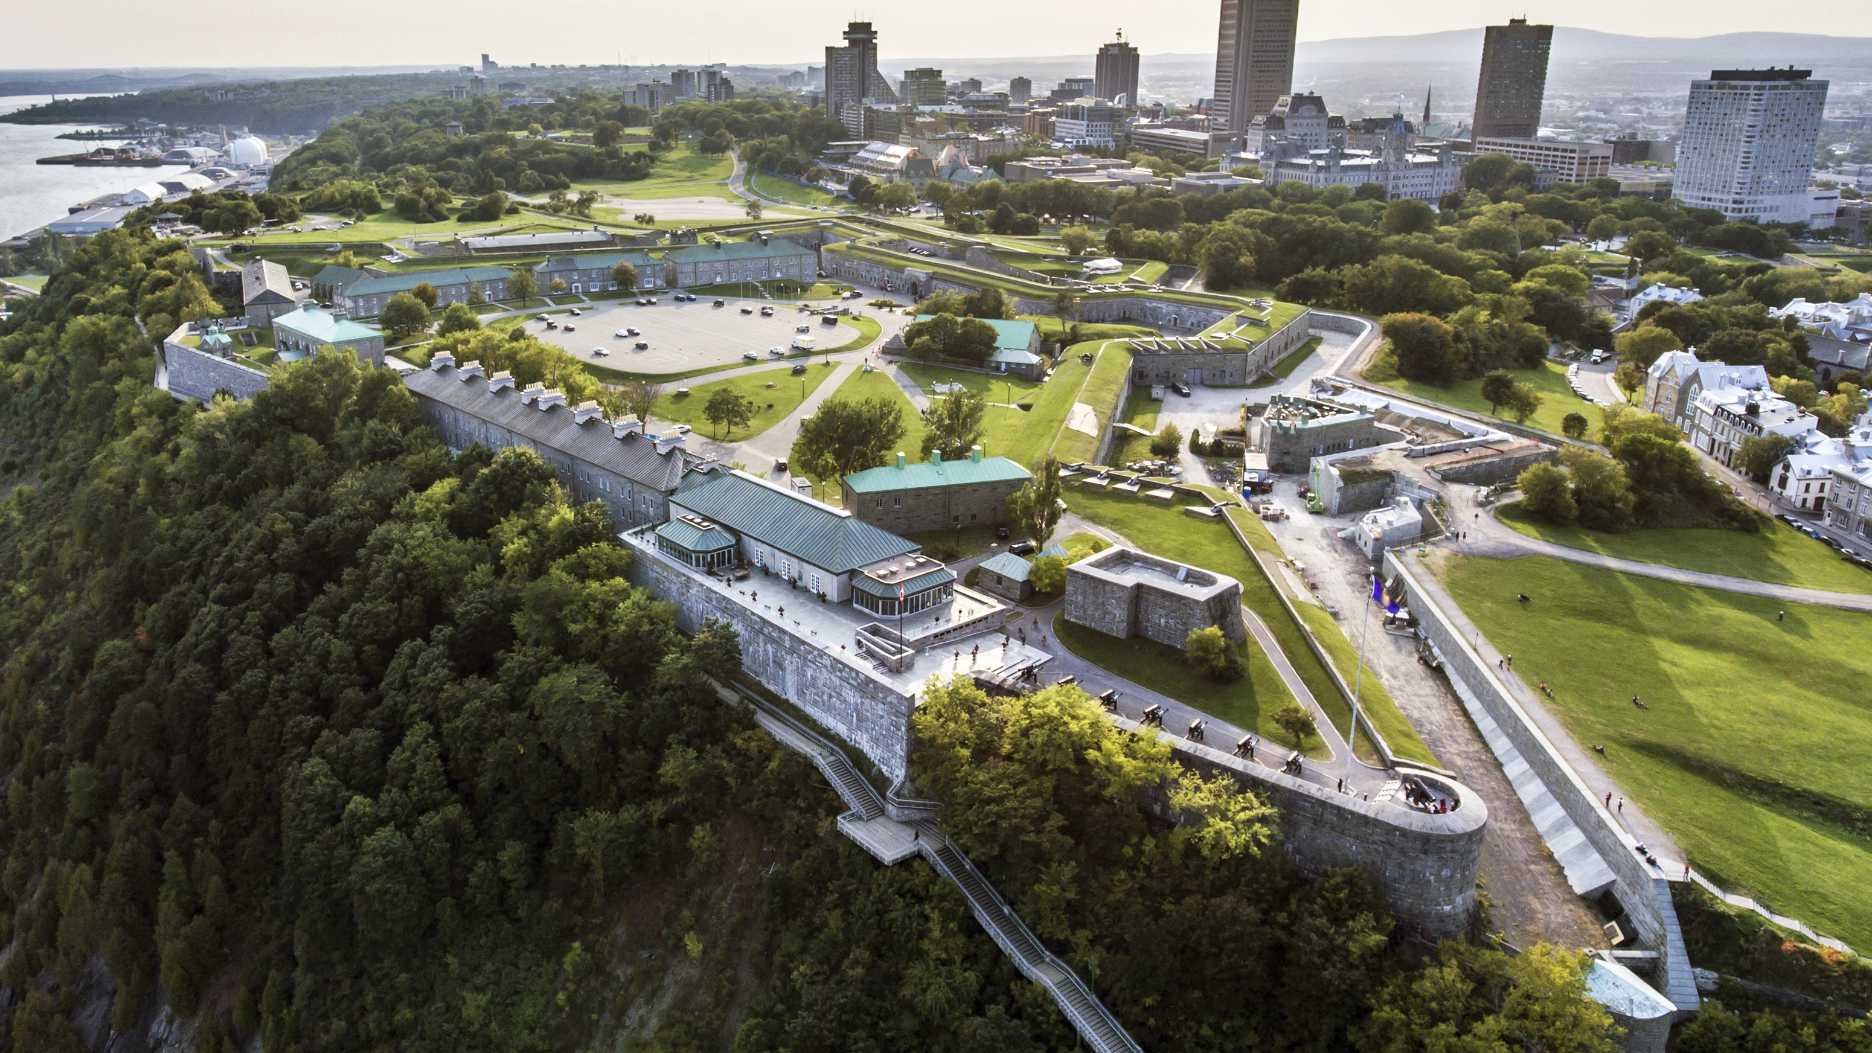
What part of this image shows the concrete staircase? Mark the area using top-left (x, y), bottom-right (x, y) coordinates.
top-left (1465, 696), bottom-right (1619, 897)
top-left (728, 686), bottom-right (1143, 1053)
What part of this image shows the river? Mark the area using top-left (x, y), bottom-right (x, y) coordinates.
top-left (0, 95), bottom-right (187, 241)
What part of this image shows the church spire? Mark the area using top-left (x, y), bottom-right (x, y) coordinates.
top-left (1422, 85), bottom-right (1432, 129)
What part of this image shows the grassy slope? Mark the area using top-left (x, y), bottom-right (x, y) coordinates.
top-left (1050, 342), bottom-right (1134, 464)
top-left (651, 363), bottom-right (840, 441)
top-left (1498, 503), bottom-right (1872, 595)
top-left (1368, 355), bottom-right (1597, 440)
top-left (225, 213), bottom-right (593, 248)
top-left (1063, 488), bottom-right (1436, 767)
top-left (1111, 387), bottom-right (1163, 465)
top-left (750, 172), bottom-right (840, 207)
top-left (1051, 612), bottom-right (1321, 756)
top-left (575, 144), bottom-right (736, 199)
top-left (1438, 552), bottom-right (1872, 951)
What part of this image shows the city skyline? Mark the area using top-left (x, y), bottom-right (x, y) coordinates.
top-left (4, 0), bottom-right (1872, 67)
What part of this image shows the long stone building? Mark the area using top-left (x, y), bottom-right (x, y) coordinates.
top-left (403, 353), bottom-right (715, 527)
top-left (841, 448), bottom-right (1032, 535)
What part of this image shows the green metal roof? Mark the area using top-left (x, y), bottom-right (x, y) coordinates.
top-left (669, 240), bottom-right (814, 263)
top-left (670, 472), bottom-right (918, 574)
top-left (843, 453), bottom-right (1032, 495)
top-left (852, 565), bottom-right (956, 599)
top-left (312, 264), bottom-right (373, 291)
top-left (273, 305), bottom-right (380, 345)
top-left (535, 251), bottom-right (659, 274)
top-left (912, 315), bottom-right (1039, 352)
top-left (978, 552), bottom-right (1032, 583)
top-left (345, 267), bottom-right (513, 299)
top-left (654, 518), bottom-right (737, 551)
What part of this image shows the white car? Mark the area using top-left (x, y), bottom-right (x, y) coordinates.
top-left (669, 424), bottom-right (692, 436)
top-left (591, 346), bottom-right (609, 357)
top-left (615, 329), bottom-right (629, 338)
top-left (767, 346), bottom-right (785, 357)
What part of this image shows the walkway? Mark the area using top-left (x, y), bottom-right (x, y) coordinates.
top-left (723, 683), bottom-right (1144, 1053)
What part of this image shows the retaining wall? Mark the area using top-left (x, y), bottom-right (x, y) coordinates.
top-left (159, 335), bottom-right (271, 403)
top-left (1122, 714), bottom-right (1486, 938)
top-left (625, 535), bottom-right (916, 782)
top-left (1385, 550), bottom-right (1700, 1013)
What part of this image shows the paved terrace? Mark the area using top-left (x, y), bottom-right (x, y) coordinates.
top-left (620, 526), bottom-right (1050, 696)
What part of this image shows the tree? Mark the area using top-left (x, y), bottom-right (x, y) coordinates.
top-left (409, 282), bottom-right (438, 309)
top-left (467, 281), bottom-right (486, 306)
top-left (610, 261), bottom-right (639, 294)
top-left (1615, 325), bottom-right (1684, 370)
top-left (1561, 447), bottom-right (1637, 532)
top-left (1480, 370), bottom-right (1518, 415)
top-left (1273, 703), bottom-right (1317, 747)
top-left (1059, 225), bottom-right (1096, 255)
top-left (379, 293), bottom-right (431, 342)
top-left (592, 120), bottom-right (623, 149)
top-left (1382, 198), bottom-right (1436, 236)
top-left (745, 199), bottom-right (763, 222)
top-left (1151, 423), bottom-right (1183, 458)
top-left (1517, 463), bottom-right (1578, 523)
top-left (435, 303), bottom-right (481, 336)
top-left (1029, 555), bottom-right (1067, 595)
top-left (789, 396), bottom-right (907, 482)
top-left (702, 388), bottom-right (755, 438)
top-left (1382, 313), bottom-right (1463, 384)
top-left (1184, 626), bottom-right (1244, 682)
top-left (1738, 433), bottom-right (1798, 483)
top-left (1501, 381), bottom-right (1542, 423)
top-left (1560, 412), bottom-right (1589, 439)
top-left (508, 266), bottom-right (538, 302)
top-left (920, 387), bottom-right (987, 461)
top-left (698, 128), bottom-right (735, 155)
top-left (1358, 943), bottom-right (1617, 1053)
top-left (613, 379), bottom-right (663, 428)
top-left (550, 277), bottom-right (569, 295)
top-left (1006, 456), bottom-right (1064, 546)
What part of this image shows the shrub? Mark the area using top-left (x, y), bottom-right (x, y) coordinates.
top-left (1184, 625), bottom-right (1244, 683)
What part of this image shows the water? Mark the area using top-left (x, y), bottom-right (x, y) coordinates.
top-left (0, 95), bottom-right (187, 241)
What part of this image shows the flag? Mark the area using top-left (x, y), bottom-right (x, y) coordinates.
top-left (1370, 575), bottom-right (1385, 605)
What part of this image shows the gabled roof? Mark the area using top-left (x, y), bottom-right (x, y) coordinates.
top-left (852, 564), bottom-right (955, 599)
top-left (535, 251), bottom-right (659, 274)
top-left (655, 517), bottom-right (737, 551)
top-left (667, 239), bottom-right (815, 264)
top-left (979, 551), bottom-right (1032, 582)
top-left (241, 259), bottom-right (294, 306)
top-left (670, 471), bottom-right (918, 573)
top-left (312, 264), bottom-right (375, 291)
top-left (273, 305), bottom-right (380, 345)
top-left (844, 452), bottom-right (1032, 495)
top-left (345, 267), bottom-right (514, 299)
top-left (402, 363), bottom-right (701, 492)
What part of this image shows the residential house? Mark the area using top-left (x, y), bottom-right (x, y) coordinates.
top-left (1771, 426), bottom-right (1872, 511)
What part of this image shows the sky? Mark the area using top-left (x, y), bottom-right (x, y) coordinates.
top-left (2, 0), bottom-right (1870, 69)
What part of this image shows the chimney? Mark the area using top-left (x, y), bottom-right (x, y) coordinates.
top-left (488, 370), bottom-right (516, 392)
top-left (655, 434), bottom-right (686, 454)
top-left (896, 451), bottom-right (907, 468)
top-left (929, 449), bottom-right (942, 465)
top-left (574, 400), bottom-right (603, 424)
top-left (612, 415), bottom-right (644, 438)
top-left (536, 388), bottom-right (567, 411)
top-left (520, 381), bottom-right (545, 405)
top-left (458, 360), bottom-right (485, 380)
top-left (970, 445), bottom-right (983, 463)
top-left (430, 351), bottom-right (457, 371)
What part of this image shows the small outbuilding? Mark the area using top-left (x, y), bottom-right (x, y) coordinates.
top-left (977, 551), bottom-right (1034, 603)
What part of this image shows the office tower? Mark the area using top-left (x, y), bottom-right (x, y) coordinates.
top-left (1009, 76), bottom-right (1032, 105)
top-left (825, 21), bottom-right (897, 136)
top-left (902, 67), bottom-right (947, 107)
top-left (1095, 30), bottom-right (1141, 105)
top-left (1212, 0), bottom-right (1300, 133)
top-left (671, 68), bottom-right (696, 99)
top-left (1674, 68), bottom-right (1830, 224)
top-left (1471, 18), bottom-right (1552, 139)
top-left (957, 77), bottom-right (983, 95)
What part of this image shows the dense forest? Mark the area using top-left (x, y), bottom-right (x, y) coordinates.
top-left (1, 73), bottom-right (487, 136)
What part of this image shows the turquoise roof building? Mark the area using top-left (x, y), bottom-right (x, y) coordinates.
top-left (910, 315), bottom-right (1046, 377)
top-left (272, 304), bottom-right (386, 365)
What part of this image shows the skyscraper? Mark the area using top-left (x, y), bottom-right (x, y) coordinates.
top-left (901, 67), bottom-right (946, 107)
top-left (1212, 0), bottom-right (1300, 134)
top-left (1471, 18), bottom-right (1552, 139)
top-left (825, 21), bottom-right (897, 137)
top-left (1009, 76), bottom-right (1032, 105)
top-left (671, 69), bottom-right (696, 99)
top-left (1674, 68), bottom-right (1830, 225)
top-left (1095, 30), bottom-right (1140, 106)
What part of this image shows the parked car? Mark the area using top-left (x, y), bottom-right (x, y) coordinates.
top-left (775, 459), bottom-right (789, 473)
top-left (760, 306), bottom-right (774, 316)
top-left (569, 308), bottom-right (580, 316)
top-left (1171, 382), bottom-right (1192, 397)
top-left (796, 324), bottom-right (811, 333)
top-left (634, 340), bottom-right (649, 350)
top-left (563, 324), bottom-right (577, 332)
top-left (714, 299), bottom-right (727, 307)
top-left (821, 315), bottom-right (839, 326)
top-left (741, 305), bottom-right (754, 314)
top-left (742, 351), bottom-right (760, 361)
top-left (624, 327), bottom-right (640, 337)
top-left (615, 329), bottom-right (630, 338)
top-left (669, 424), bottom-right (692, 436)
top-left (591, 346), bottom-right (609, 357)
top-left (1009, 540), bottom-right (1037, 556)
top-left (791, 363), bottom-right (808, 375)
top-left (544, 320), bottom-right (558, 330)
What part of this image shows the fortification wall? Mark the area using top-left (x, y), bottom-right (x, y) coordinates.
top-left (626, 537), bottom-right (916, 782)
top-left (159, 338), bottom-right (271, 403)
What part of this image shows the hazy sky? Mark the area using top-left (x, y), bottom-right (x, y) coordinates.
top-left (3, 0), bottom-right (1870, 69)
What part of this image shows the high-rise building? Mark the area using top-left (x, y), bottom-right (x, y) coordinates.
top-left (957, 77), bottom-right (983, 95)
top-left (1471, 18), bottom-right (1552, 139)
top-left (671, 69), bottom-right (696, 99)
top-left (1009, 76), bottom-right (1032, 105)
top-left (1095, 30), bottom-right (1141, 105)
top-left (697, 69), bottom-right (732, 102)
top-left (480, 53), bottom-right (498, 75)
top-left (1212, 0), bottom-right (1300, 133)
top-left (1674, 68), bottom-right (1831, 225)
top-left (901, 67), bottom-right (946, 107)
top-left (825, 21), bottom-right (897, 136)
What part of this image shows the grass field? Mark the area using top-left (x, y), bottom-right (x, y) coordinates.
top-left (574, 144), bottom-right (735, 200)
top-left (1062, 487), bottom-right (1435, 767)
top-left (1110, 386), bottom-right (1163, 465)
top-left (221, 213), bottom-right (595, 248)
top-left (750, 173), bottom-right (840, 207)
top-left (1052, 612), bottom-right (1322, 756)
top-left (1050, 342), bottom-right (1135, 463)
top-left (1437, 551), bottom-right (1872, 951)
top-left (1368, 354), bottom-right (1598, 440)
top-left (1497, 503), bottom-right (1872, 595)
top-left (3, 275), bottom-right (48, 292)
top-left (650, 363), bottom-right (840, 441)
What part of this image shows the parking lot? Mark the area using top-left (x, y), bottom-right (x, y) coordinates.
top-left (529, 296), bottom-right (864, 375)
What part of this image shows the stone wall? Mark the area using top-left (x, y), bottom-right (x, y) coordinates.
top-left (1064, 547), bottom-right (1246, 647)
top-left (842, 477), bottom-right (1025, 536)
top-left (1265, 413), bottom-right (1388, 473)
top-left (159, 336), bottom-right (271, 403)
top-left (1427, 446), bottom-right (1555, 487)
top-left (1385, 550), bottom-right (1700, 1013)
top-left (1126, 715), bottom-right (1487, 939)
top-left (1129, 311), bottom-right (1315, 387)
top-left (625, 534), bottom-right (917, 782)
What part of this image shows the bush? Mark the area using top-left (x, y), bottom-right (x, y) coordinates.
top-left (1184, 625), bottom-right (1244, 683)
top-left (1029, 555), bottom-right (1067, 595)
top-left (1517, 463), bottom-right (1578, 524)
top-left (1150, 424), bottom-right (1183, 459)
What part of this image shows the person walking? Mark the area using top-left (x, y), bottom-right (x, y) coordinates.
top-left (1617, 796), bottom-right (1624, 813)
top-left (1604, 792), bottom-right (1612, 807)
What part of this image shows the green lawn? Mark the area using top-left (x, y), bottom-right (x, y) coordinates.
top-left (1250, 337), bottom-right (1323, 387)
top-left (1052, 613), bottom-right (1322, 756)
top-left (822, 315), bottom-right (882, 354)
top-left (651, 363), bottom-right (840, 441)
top-left (750, 172), bottom-right (840, 207)
top-left (896, 358), bottom-right (1090, 470)
top-left (1496, 503), bottom-right (1872, 595)
top-left (1368, 355), bottom-right (1598, 440)
top-left (223, 213), bottom-right (591, 248)
top-left (1437, 552), bottom-right (1872, 952)
top-left (1129, 260), bottom-right (1170, 284)
top-left (1062, 488), bottom-right (1435, 767)
top-left (1111, 387), bottom-right (1163, 465)
top-left (3, 274), bottom-right (48, 292)
top-left (574, 144), bottom-right (735, 199)
top-left (1050, 342), bottom-right (1135, 463)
